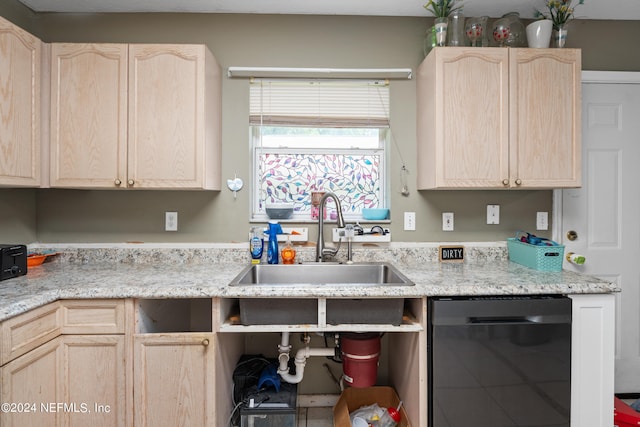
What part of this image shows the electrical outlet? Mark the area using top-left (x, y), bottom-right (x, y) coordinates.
top-left (442, 212), bottom-right (454, 231)
top-left (536, 211), bottom-right (549, 230)
top-left (487, 205), bottom-right (500, 225)
top-left (404, 212), bottom-right (416, 231)
top-left (165, 211), bottom-right (178, 231)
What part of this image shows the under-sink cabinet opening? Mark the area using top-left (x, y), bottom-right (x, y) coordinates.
top-left (214, 297), bottom-right (427, 426)
top-left (221, 297), bottom-right (421, 331)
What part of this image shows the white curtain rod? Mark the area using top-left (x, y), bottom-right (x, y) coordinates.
top-left (227, 66), bottom-right (412, 80)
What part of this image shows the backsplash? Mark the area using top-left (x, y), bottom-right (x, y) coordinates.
top-left (30, 242), bottom-right (508, 267)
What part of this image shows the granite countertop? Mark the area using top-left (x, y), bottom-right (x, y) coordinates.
top-left (0, 243), bottom-right (618, 322)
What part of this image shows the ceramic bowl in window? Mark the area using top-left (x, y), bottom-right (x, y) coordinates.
top-left (362, 208), bottom-right (389, 220)
top-left (266, 203), bottom-right (294, 220)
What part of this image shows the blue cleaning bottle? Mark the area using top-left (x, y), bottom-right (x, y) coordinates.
top-left (267, 221), bottom-right (283, 264)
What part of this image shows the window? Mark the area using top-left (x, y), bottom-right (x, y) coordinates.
top-left (250, 79), bottom-right (390, 221)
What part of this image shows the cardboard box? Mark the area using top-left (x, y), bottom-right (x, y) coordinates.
top-left (333, 386), bottom-right (411, 427)
top-left (615, 397), bottom-right (640, 427)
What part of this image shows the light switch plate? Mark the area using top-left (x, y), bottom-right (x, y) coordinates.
top-left (536, 211), bottom-right (549, 230)
top-left (442, 212), bottom-right (454, 231)
top-left (165, 212), bottom-right (178, 231)
top-left (487, 205), bottom-right (500, 225)
top-left (404, 212), bottom-right (416, 231)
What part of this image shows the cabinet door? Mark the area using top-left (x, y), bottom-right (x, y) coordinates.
top-left (50, 43), bottom-right (128, 188)
top-left (1, 337), bottom-right (61, 427)
top-left (134, 333), bottom-right (214, 426)
top-left (509, 48), bottom-right (581, 188)
top-left (0, 17), bottom-right (41, 187)
top-left (59, 335), bottom-right (126, 427)
top-left (417, 47), bottom-right (509, 189)
top-left (128, 45), bottom-right (207, 189)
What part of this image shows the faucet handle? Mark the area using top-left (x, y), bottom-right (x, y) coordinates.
top-left (321, 238), bottom-right (343, 261)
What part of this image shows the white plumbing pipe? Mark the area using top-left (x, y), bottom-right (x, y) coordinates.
top-left (279, 331), bottom-right (291, 350)
top-left (277, 333), bottom-right (335, 384)
top-left (278, 332), bottom-right (292, 374)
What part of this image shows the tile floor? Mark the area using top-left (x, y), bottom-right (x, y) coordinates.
top-left (296, 407), bottom-right (333, 426)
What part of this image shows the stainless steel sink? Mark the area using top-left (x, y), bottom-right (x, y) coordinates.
top-left (229, 262), bottom-right (414, 287)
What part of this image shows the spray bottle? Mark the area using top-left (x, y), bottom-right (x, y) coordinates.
top-left (267, 221), bottom-right (283, 264)
top-left (249, 226), bottom-right (264, 264)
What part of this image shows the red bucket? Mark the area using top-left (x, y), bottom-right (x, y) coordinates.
top-left (341, 333), bottom-right (381, 388)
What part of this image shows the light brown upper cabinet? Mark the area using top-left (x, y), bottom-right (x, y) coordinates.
top-left (50, 43), bottom-right (222, 190)
top-left (417, 47), bottom-right (581, 189)
top-left (0, 17), bottom-right (42, 187)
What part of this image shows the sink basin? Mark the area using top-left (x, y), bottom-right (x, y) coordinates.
top-left (230, 262), bottom-right (412, 325)
top-left (229, 262), bottom-right (414, 287)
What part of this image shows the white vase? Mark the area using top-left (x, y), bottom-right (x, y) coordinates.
top-left (526, 19), bottom-right (553, 48)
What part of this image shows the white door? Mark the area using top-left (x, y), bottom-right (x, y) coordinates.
top-left (558, 72), bottom-right (640, 393)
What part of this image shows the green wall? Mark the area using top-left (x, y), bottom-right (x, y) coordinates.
top-left (0, 0), bottom-right (34, 31)
top-left (1, 6), bottom-right (639, 243)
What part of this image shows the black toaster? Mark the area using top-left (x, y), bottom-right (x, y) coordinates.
top-left (0, 244), bottom-right (27, 281)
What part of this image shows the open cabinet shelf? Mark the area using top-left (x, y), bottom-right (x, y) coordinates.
top-left (216, 297), bottom-right (424, 333)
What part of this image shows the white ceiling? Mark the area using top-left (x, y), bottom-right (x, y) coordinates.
top-left (16, 0), bottom-right (640, 20)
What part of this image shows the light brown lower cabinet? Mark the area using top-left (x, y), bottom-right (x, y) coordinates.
top-left (1, 337), bottom-right (62, 427)
top-left (133, 333), bottom-right (215, 427)
top-left (59, 335), bottom-right (126, 427)
top-left (0, 300), bottom-right (128, 427)
top-left (0, 335), bottom-right (126, 427)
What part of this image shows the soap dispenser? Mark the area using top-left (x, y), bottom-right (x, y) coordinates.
top-left (267, 220), bottom-right (283, 264)
top-left (249, 226), bottom-right (264, 265)
top-left (281, 235), bottom-right (296, 264)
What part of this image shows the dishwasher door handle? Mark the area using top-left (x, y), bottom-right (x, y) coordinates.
top-left (469, 316), bottom-right (533, 324)
top-left (466, 314), bottom-right (570, 325)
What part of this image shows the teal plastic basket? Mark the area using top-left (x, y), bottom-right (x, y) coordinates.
top-left (507, 237), bottom-right (564, 272)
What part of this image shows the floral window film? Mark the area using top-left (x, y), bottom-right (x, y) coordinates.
top-left (250, 79), bottom-right (390, 221)
top-left (258, 152), bottom-right (382, 215)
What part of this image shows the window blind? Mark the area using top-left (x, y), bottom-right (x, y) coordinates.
top-left (249, 79), bottom-right (390, 128)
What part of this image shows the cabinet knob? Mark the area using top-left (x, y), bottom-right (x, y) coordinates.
top-left (114, 179), bottom-right (122, 186)
top-left (502, 179), bottom-right (509, 186)
top-left (201, 338), bottom-right (210, 347)
top-left (127, 179), bottom-right (135, 186)
top-left (515, 179), bottom-right (522, 186)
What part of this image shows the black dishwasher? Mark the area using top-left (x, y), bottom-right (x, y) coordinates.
top-left (428, 296), bottom-right (572, 427)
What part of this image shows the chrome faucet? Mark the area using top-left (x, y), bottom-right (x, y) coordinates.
top-left (315, 192), bottom-right (346, 262)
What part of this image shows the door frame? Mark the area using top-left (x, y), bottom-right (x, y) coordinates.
top-left (552, 71), bottom-right (640, 244)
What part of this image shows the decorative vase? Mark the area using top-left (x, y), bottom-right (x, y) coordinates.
top-left (424, 25), bottom-right (437, 56)
top-left (554, 23), bottom-right (568, 48)
top-left (478, 16), bottom-right (490, 46)
top-left (434, 17), bottom-right (448, 47)
top-left (526, 19), bottom-right (553, 48)
top-left (465, 16), bottom-right (487, 47)
top-left (446, 11), bottom-right (465, 46)
top-left (492, 16), bottom-right (511, 47)
top-left (501, 12), bottom-right (526, 47)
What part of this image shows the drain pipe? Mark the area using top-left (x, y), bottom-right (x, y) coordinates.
top-left (277, 332), bottom-right (335, 384)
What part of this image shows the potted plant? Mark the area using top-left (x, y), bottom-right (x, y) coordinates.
top-left (423, 0), bottom-right (464, 47)
top-left (536, 0), bottom-right (584, 47)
